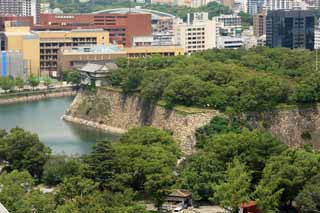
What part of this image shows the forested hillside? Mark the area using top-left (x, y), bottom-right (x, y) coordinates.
top-left (112, 47), bottom-right (319, 114)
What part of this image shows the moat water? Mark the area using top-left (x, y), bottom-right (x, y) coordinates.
top-left (0, 96), bottom-right (119, 155)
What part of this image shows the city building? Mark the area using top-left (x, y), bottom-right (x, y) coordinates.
top-left (34, 13), bottom-right (152, 47)
top-left (0, 16), bottom-right (33, 31)
top-left (266, 10), bottom-right (315, 50)
top-left (36, 29), bottom-right (109, 76)
top-left (173, 12), bottom-right (217, 53)
top-left (58, 44), bottom-right (184, 72)
top-left (58, 45), bottom-right (127, 72)
top-left (217, 36), bottom-right (244, 48)
top-left (0, 50), bottom-right (27, 79)
top-left (264, 0), bottom-right (294, 10)
top-left (1, 22), bottom-right (110, 76)
top-left (221, 0), bottom-right (235, 8)
top-left (0, 0), bottom-right (40, 24)
top-left (257, 35), bottom-right (266, 46)
top-left (214, 14), bottom-right (242, 37)
top-left (1, 23), bottom-right (40, 76)
top-left (247, 0), bottom-right (264, 15)
top-left (253, 10), bottom-right (267, 37)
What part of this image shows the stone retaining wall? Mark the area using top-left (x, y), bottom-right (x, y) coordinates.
top-left (64, 88), bottom-right (220, 154)
top-left (0, 90), bottom-right (76, 105)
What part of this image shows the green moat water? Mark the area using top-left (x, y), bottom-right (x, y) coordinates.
top-left (0, 96), bottom-right (119, 155)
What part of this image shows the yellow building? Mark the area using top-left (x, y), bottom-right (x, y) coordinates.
top-left (36, 30), bottom-right (109, 76)
top-left (2, 23), bottom-right (40, 76)
top-left (1, 22), bottom-right (109, 76)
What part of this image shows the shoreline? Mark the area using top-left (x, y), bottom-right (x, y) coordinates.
top-left (0, 89), bottom-right (76, 105)
top-left (62, 115), bottom-right (127, 135)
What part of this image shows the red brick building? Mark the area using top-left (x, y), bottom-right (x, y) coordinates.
top-left (0, 16), bottom-right (33, 31)
top-left (33, 13), bottom-right (152, 47)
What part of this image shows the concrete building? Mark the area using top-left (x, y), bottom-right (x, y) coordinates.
top-left (247, 0), bottom-right (264, 15)
top-left (36, 29), bottom-right (109, 76)
top-left (58, 45), bottom-right (127, 72)
top-left (174, 12), bottom-right (216, 54)
top-left (33, 13), bottom-right (152, 47)
top-left (253, 10), bottom-right (267, 37)
top-left (0, 50), bottom-right (27, 79)
top-left (266, 10), bottom-right (315, 50)
top-left (214, 14), bottom-right (242, 37)
top-left (1, 22), bottom-right (109, 76)
top-left (0, 16), bottom-right (33, 31)
top-left (0, 0), bottom-right (40, 24)
top-left (264, 0), bottom-right (294, 10)
top-left (1, 23), bottom-right (40, 76)
top-left (58, 44), bottom-right (184, 72)
top-left (217, 36), bottom-right (244, 49)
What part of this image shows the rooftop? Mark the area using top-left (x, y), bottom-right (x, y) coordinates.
top-left (61, 45), bottom-right (126, 54)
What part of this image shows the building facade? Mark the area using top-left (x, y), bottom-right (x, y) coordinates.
top-left (1, 23), bottom-right (110, 76)
top-left (0, 50), bottom-right (27, 79)
top-left (266, 10), bottom-right (315, 50)
top-left (0, 0), bottom-right (40, 24)
top-left (174, 13), bottom-right (216, 54)
top-left (253, 10), bottom-right (267, 37)
top-left (214, 14), bottom-right (242, 37)
top-left (58, 45), bottom-right (184, 72)
top-left (34, 13), bottom-right (152, 47)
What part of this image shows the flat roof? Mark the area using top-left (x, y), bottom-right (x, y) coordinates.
top-left (61, 44), bottom-right (126, 54)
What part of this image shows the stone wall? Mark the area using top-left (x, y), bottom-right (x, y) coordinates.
top-left (0, 89), bottom-right (76, 105)
top-left (249, 105), bottom-right (320, 149)
top-left (64, 88), bottom-right (220, 154)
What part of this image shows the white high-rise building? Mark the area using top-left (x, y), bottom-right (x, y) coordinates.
top-left (173, 12), bottom-right (217, 54)
top-left (0, 0), bottom-right (40, 24)
top-left (264, 0), bottom-right (294, 10)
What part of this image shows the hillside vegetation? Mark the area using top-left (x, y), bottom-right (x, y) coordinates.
top-left (112, 47), bottom-right (319, 114)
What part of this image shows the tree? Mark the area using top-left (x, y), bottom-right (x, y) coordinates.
top-left (1, 128), bottom-right (51, 178)
top-left (83, 141), bottom-right (115, 186)
top-left (20, 190), bottom-right (55, 213)
top-left (212, 160), bottom-right (252, 212)
top-left (28, 75), bottom-right (40, 90)
top-left (144, 168), bottom-right (175, 210)
top-left (64, 70), bottom-right (81, 86)
top-left (42, 155), bottom-right (83, 186)
top-left (43, 76), bottom-right (53, 89)
top-left (295, 173), bottom-right (320, 212)
top-left (0, 77), bottom-right (15, 92)
top-left (0, 170), bottom-right (34, 212)
top-left (255, 149), bottom-right (320, 211)
top-left (15, 77), bottom-right (25, 91)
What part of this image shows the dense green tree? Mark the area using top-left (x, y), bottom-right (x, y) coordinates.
top-left (195, 116), bottom-right (242, 148)
top-left (64, 70), bottom-right (81, 85)
top-left (43, 76), bottom-right (53, 89)
top-left (212, 159), bottom-right (252, 212)
top-left (83, 141), bottom-right (115, 185)
top-left (28, 75), bottom-right (40, 90)
top-left (295, 173), bottom-right (320, 212)
top-left (15, 77), bottom-right (25, 91)
top-left (0, 128), bottom-right (51, 178)
top-left (42, 155), bottom-right (83, 186)
top-left (255, 149), bottom-right (320, 211)
top-left (20, 190), bottom-right (56, 213)
top-left (0, 77), bottom-right (15, 92)
top-left (0, 170), bottom-right (34, 212)
top-left (179, 130), bottom-right (286, 201)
